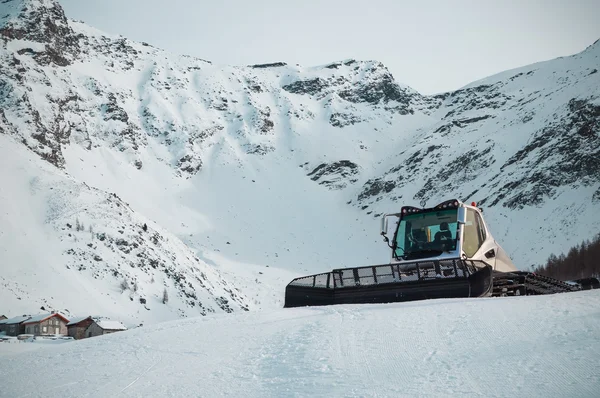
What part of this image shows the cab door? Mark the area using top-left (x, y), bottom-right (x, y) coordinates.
top-left (462, 209), bottom-right (497, 268)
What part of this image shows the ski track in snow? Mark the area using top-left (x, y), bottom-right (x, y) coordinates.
top-left (2, 290), bottom-right (600, 397)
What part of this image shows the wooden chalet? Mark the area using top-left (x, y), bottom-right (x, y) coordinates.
top-left (1, 315), bottom-right (31, 336)
top-left (67, 316), bottom-right (95, 340)
top-left (22, 312), bottom-right (69, 336)
top-left (86, 319), bottom-right (128, 337)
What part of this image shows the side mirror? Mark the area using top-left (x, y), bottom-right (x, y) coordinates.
top-left (457, 207), bottom-right (467, 224)
top-left (380, 215), bottom-right (388, 236)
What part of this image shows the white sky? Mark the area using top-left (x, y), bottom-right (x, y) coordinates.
top-left (58, 0), bottom-right (600, 95)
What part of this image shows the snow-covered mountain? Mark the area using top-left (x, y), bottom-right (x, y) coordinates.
top-left (1, 0), bottom-right (598, 325)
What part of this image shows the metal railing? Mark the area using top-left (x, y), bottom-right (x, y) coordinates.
top-left (288, 258), bottom-right (481, 290)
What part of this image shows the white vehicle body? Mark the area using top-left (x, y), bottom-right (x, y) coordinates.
top-left (380, 199), bottom-right (518, 273)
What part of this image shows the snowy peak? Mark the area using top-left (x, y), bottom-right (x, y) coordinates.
top-left (1, 0), bottom-right (599, 325)
top-left (457, 36), bottom-right (599, 91)
top-left (283, 59), bottom-right (427, 116)
top-left (0, 0), bottom-right (79, 66)
top-left (581, 37), bottom-right (600, 55)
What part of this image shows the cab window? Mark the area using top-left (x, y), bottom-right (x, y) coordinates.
top-left (463, 209), bottom-right (484, 257)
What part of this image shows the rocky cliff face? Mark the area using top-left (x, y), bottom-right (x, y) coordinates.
top-left (0, 0), bottom-right (431, 178)
top-left (353, 42), bottom-right (600, 214)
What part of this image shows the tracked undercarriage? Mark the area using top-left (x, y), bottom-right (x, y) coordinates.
top-left (491, 270), bottom-right (581, 297)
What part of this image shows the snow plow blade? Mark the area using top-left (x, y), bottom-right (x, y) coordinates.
top-left (284, 259), bottom-right (493, 308)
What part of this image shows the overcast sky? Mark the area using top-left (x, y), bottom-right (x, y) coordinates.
top-left (58, 0), bottom-right (600, 95)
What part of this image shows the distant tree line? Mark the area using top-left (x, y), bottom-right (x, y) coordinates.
top-left (534, 233), bottom-right (600, 280)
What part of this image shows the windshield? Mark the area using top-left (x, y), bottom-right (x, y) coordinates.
top-left (394, 209), bottom-right (458, 260)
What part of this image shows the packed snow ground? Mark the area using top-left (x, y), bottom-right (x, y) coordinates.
top-left (2, 290), bottom-right (599, 397)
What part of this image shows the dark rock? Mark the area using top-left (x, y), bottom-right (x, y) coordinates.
top-left (593, 187), bottom-right (600, 203)
top-left (358, 179), bottom-right (396, 201)
top-left (260, 118), bottom-right (274, 133)
top-left (307, 160), bottom-right (361, 190)
top-left (338, 72), bottom-right (412, 109)
top-left (282, 78), bottom-right (326, 96)
top-left (102, 93), bottom-right (129, 123)
top-left (250, 62), bottom-right (287, 68)
top-left (0, 0), bottom-right (80, 66)
top-left (177, 154), bottom-right (202, 175)
top-left (329, 112), bottom-right (363, 127)
top-left (245, 144), bottom-right (275, 155)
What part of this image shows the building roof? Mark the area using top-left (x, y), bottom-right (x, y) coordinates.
top-left (67, 316), bottom-right (92, 326)
top-left (2, 315), bottom-right (31, 325)
top-left (96, 320), bottom-right (127, 331)
top-left (22, 312), bottom-right (69, 325)
top-left (0, 318), bottom-right (8, 325)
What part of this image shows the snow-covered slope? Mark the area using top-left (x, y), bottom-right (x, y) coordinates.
top-left (1, 290), bottom-right (599, 397)
top-left (0, 134), bottom-right (251, 325)
top-left (0, 0), bottom-right (599, 323)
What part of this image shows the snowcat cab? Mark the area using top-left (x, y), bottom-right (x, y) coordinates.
top-left (379, 199), bottom-right (517, 274)
top-left (284, 199), bottom-right (582, 308)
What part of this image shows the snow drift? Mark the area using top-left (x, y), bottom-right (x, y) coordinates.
top-left (1, 290), bottom-right (599, 397)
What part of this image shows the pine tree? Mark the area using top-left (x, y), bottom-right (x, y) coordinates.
top-left (535, 234), bottom-right (600, 280)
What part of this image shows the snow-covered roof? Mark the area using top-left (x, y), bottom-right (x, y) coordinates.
top-left (0, 319), bottom-right (8, 325)
top-left (2, 315), bottom-right (31, 325)
top-left (22, 312), bottom-right (69, 324)
top-left (96, 320), bottom-right (127, 331)
top-left (67, 316), bottom-right (92, 326)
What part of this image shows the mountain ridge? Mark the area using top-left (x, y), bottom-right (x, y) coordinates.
top-left (1, 0), bottom-right (599, 324)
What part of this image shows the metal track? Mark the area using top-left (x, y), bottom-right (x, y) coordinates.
top-left (491, 271), bottom-right (581, 297)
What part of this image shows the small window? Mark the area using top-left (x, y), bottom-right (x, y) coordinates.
top-left (42, 326), bottom-right (47, 333)
top-left (463, 209), bottom-right (484, 257)
top-left (474, 212), bottom-right (486, 243)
